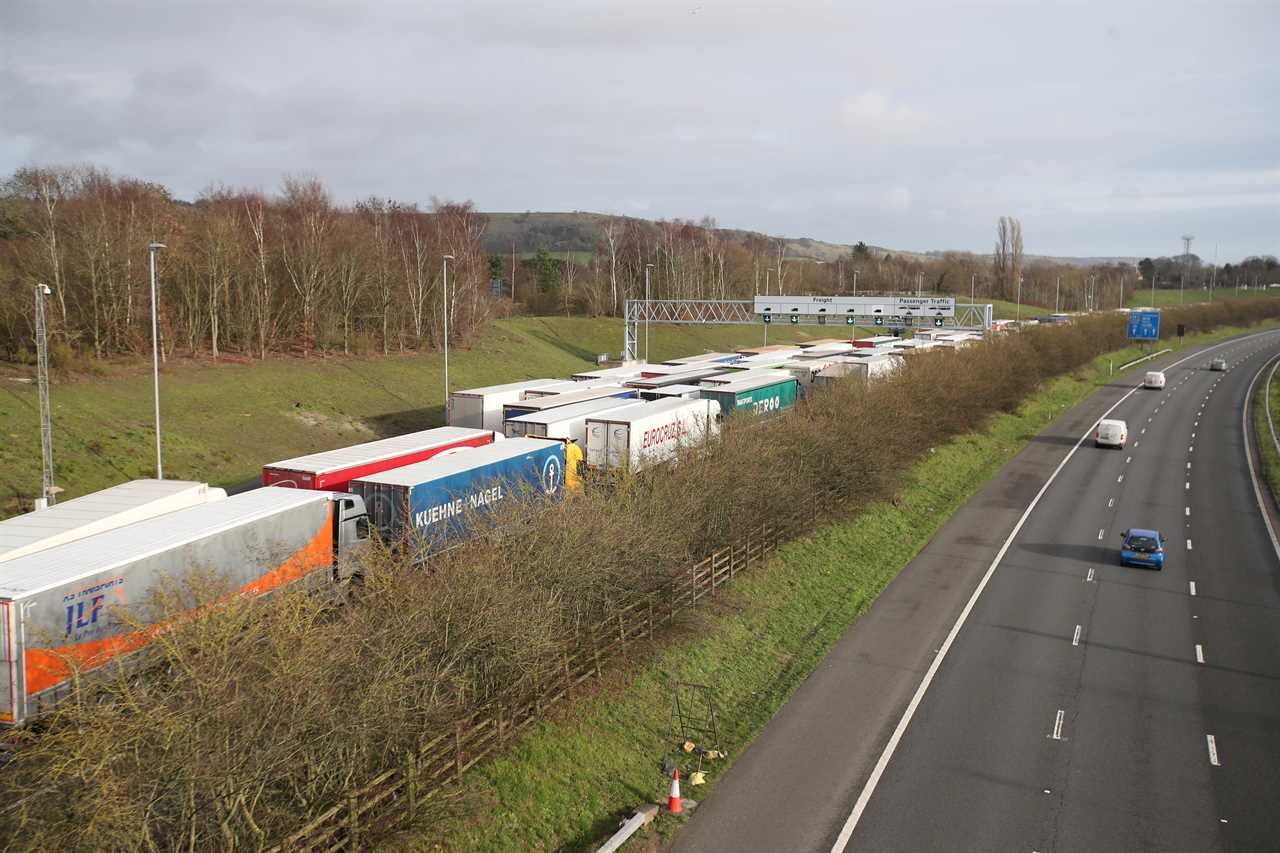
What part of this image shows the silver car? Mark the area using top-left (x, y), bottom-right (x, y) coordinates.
top-left (1210, 357), bottom-right (1227, 371)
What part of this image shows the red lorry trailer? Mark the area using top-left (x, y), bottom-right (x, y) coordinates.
top-left (261, 427), bottom-right (496, 493)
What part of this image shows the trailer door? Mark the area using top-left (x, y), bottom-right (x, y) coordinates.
top-left (0, 601), bottom-right (13, 724)
top-left (607, 424), bottom-right (629, 470)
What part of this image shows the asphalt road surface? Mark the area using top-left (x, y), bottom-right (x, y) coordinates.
top-left (672, 330), bottom-right (1280, 853)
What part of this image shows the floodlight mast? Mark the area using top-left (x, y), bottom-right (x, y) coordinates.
top-left (35, 283), bottom-right (55, 508)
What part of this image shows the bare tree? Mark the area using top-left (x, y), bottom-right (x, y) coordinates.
top-left (601, 216), bottom-right (622, 315)
top-left (243, 193), bottom-right (274, 358)
top-left (278, 177), bottom-right (334, 355)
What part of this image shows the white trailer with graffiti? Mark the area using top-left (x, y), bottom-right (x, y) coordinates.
top-left (583, 398), bottom-right (721, 473)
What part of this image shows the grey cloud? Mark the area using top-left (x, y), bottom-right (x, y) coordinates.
top-left (0, 0), bottom-right (1276, 261)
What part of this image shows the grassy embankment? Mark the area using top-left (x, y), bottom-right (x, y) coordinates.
top-left (1125, 286), bottom-right (1279, 309)
top-left (1253, 360), bottom-right (1280, 503)
top-left (0, 318), bottom-right (825, 516)
top-left (418, 318), bottom-right (1280, 852)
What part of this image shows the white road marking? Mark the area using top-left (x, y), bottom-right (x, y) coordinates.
top-left (1052, 709), bottom-right (1065, 740)
top-left (1196, 644), bottom-right (1205, 664)
top-left (1072, 625), bottom-right (1082, 647)
top-left (1190, 446), bottom-right (1195, 453)
top-left (1141, 428), bottom-right (1146, 434)
top-left (1187, 539), bottom-right (1193, 550)
top-left (1207, 734), bottom-right (1220, 766)
top-left (828, 332), bottom-right (1279, 853)
top-left (1192, 432), bottom-right (1196, 438)
top-left (1187, 462), bottom-right (1192, 469)
top-left (1097, 528), bottom-right (1105, 540)
top-left (1186, 507), bottom-right (1190, 516)
top-left (1134, 441), bottom-right (1140, 447)
top-left (1119, 475), bottom-right (1125, 483)
top-left (1126, 456), bottom-right (1132, 464)
top-left (1186, 481), bottom-right (1191, 489)
top-left (1190, 581), bottom-right (1197, 596)
top-left (1086, 568), bottom-right (1095, 583)
top-left (1108, 498), bottom-right (1115, 508)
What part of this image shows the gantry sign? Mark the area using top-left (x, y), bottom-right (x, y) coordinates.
top-left (754, 295), bottom-right (956, 326)
top-left (622, 296), bottom-right (991, 361)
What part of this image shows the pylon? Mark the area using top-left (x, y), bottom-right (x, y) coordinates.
top-left (666, 768), bottom-right (683, 814)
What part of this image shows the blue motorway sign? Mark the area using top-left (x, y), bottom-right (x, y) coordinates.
top-left (1127, 310), bottom-right (1160, 341)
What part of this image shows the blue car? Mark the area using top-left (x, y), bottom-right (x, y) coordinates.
top-left (1119, 528), bottom-right (1165, 569)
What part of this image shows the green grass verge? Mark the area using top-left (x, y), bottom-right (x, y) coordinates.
top-left (0, 317), bottom-right (827, 516)
top-left (1253, 362), bottom-right (1280, 503)
top-left (1124, 286), bottom-right (1280, 309)
top-left (415, 318), bottom-right (1280, 852)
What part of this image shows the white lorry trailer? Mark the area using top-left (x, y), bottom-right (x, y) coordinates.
top-left (447, 379), bottom-right (562, 430)
top-left (0, 487), bottom-right (369, 726)
top-left (583, 398), bottom-right (722, 473)
top-left (503, 396), bottom-right (646, 446)
top-left (0, 480), bottom-right (226, 565)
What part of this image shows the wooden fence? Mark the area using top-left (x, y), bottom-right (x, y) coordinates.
top-left (272, 501), bottom-right (819, 851)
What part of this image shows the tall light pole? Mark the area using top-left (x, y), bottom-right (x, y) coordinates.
top-left (1055, 276), bottom-right (1060, 312)
top-left (148, 242), bottom-right (166, 479)
top-left (644, 263), bottom-right (653, 362)
top-left (1181, 234), bottom-right (1194, 306)
top-left (442, 254), bottom-right (454, 405)
top-left (971, 273), bottom-right (976, 305)
top-left (764, 268), bottom-right (771, 296)
top-left (35, 283), bottom-right (55, 509)
top-left (854, 269), bottom-right (861, 296)
top-left (1016, 274), bottom-right (1023, 321)
top-left (1151, 272), bottom-right (1157, 307)
top-left (1210, 244), bottom-right (1218, 301)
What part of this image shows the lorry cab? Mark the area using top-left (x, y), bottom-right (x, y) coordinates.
top-left (334, 494), bottom-right (370, 557)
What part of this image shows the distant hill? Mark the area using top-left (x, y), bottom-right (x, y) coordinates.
top-left (479, 211), bottom-right (1135, 269)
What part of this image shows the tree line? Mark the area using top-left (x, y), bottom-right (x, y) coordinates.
top-left (5, 164), bottom-right (1270, 364)
top-left (0, 166), bottom-right (492, 362)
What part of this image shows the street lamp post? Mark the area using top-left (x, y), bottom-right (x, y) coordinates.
top-left (971, 273), bottom-right (976, 305)
top-left (1016, 275), bottom-right (1023, 322)
top-left (644, 263), bottom-right (653, 362)
top-left (1055, 276), bottom-right (1060, 313)
top-left (442, 255), bottom-right (454, 405)
top-left (35, 283), bottom-right (54, 508)
top-left (148, 242), bottom-right (166, 479)
top-left (854, 269), bottom-right (861, 297)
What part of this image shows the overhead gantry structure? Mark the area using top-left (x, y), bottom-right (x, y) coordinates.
top-left (622, 295), bottom-right (994, 362)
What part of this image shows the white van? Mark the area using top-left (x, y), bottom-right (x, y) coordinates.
top-left (1095, 418), bottom-right (1128, 449)
top-left (1143, 371), bottom-right (1166, 390)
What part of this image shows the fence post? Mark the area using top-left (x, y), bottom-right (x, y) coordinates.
top-left (454, 720), bottom-right (465, 781)
top-left (592, 624), bottom-right (603, 679)
top-left (347, 793), bottom-right (359, 847)
top-left (647, 594), bottom-right (655, 641)
top-left (406, 751), bottom-right (419, 822)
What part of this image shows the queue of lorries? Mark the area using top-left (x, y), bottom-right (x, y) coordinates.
top-left (0, 332), bottom-right (980, 726)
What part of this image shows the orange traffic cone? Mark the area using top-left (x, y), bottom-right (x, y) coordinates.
top-left (666, 768), bottom-right (683, 814)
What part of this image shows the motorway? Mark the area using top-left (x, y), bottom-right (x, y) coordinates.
top-left (671, 330), bottom-right (1280, 853)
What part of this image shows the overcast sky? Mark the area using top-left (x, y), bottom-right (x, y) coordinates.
top-left (2, 1), bottom-right (1276, 261)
